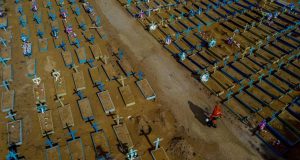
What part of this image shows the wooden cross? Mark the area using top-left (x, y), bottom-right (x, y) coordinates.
top-left (242, 47), bottom-right (250, 59)
top-left (114, 115), bottom-right (123, 125)
top-left (56, 96), bottom-right (64, 107)
top-left (102, 55), bottom-right (109, 64)
top-left (72, 64), bottom-right (79, 72)
top-left (213, 63), bottom-right (218, 73)
top-left (118, 75), bottom-right (126, 87)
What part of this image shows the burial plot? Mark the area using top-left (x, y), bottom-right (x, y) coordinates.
top-left (97, 91), bottom-right (115, 115)
top-left (38, 110), bottom-right (54, 135)
top-left (1, 46), bottom-right (11, 61)
top-left (117, 59), bottom-right (134, 76)
top-left (136, 79), bottom-right (156, 100)
top-left (90, 130), bottom-right (111, 159)
top-left (58, 104), bottom-right (74, 128)
top-left (38, 38), bottom-right (48, 52)
top-left (88, 67), bottom-right (101, 86)
top-left (77, 98), bottom-right (94, 121)
top-left (75, 47), bottom-right (87, 64)
top-left (72, 71), bottom-right (86, 91)
top-left (1, 90), bottom-right (15, 112)
top-left (61, 50), bottom-right (74, 68)
top-left (112, 123), bottom-right (133, 149)
top-left (45, 146), bottom-right (62, 160)
top-left (151, 148), bottom-right (169, 160)
top-left (89, 44), bottom-right (102, 60)
top-left (53, 73), bottom-right (67, 97)
top-left (2, 64), bottom-right (13, 81)
top-left (119, 84), bottom-right (135, 107)
top-left (102, 63), bottom-right (118, 80)
top-left (7, 120), bottom-right (22, 146)
top-left (67, 138), bottom-right (85, 160)
top-left (75, 15), bottom-right (87, 31)
top-left (27, 59), bottom-right (36, 77)
top-left (33, 83), bottom-right (46, 104)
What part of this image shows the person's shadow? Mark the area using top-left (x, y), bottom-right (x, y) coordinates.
top-left (188, 101), bottom-right (209, 126)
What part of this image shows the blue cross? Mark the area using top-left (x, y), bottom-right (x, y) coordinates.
top-left (68, 129), bottom-right (77, 140)
top-left (238, 84), bottom-right (244, 93)
top-left (6, 150), bottom-right (18, 160)
top-left (137, 71), bottom-right (144, 80)
top-left (248, 78), bottom-right (254, 88)
top-left (118, 48), bottom-right (124, 60)
top-left (226, 90), bottom-right (233, 101)
top-left (92, 122), bottom-right (100, 132)
top-left (96, 82), bottom-right (105, 92)
top-left (45, 139), bottom-right (53, 148)
top-left (76, 90), bottom-right (84, 99)
top-left (87, 59), bottom-right (95, 67)
top-left (258, 74), bottom-right (265, 82)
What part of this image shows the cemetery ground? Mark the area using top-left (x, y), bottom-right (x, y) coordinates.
top-left (0, 0), bottom-right (299, 160)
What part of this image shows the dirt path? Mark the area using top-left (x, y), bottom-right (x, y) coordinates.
top-left (94, 0), bottom-right (270, 159)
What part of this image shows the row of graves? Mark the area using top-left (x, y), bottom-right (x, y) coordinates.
top-left (5, 0), bottom-right (166, 159)
top-left (0, 6), bottom-right (22, 160)
top-left (118, 0), bottom-right (300, 156)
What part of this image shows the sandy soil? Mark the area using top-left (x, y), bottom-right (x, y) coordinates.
top-left (0, 0), bottom-right (285, 159)
top-left (94, 0), bottom-right (277, 159)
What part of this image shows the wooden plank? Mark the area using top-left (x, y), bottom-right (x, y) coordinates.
top-left (89, 44), bottom-right (102, 60)
top-left (97, 91), bottom-right (115, 115)
top-left (77, 98), bottom-right (94, 121)
top-left (7, 120), bottom-right (22, 146)
top-left (54, 76), bottom-right (67, 97)
top-left (38, 110), bottom-right (54, 135)
top-left (61, 50), bottom-right (73, 67)
top-left (90, 130), bottom-right (110, 157)
top-left (136, 79), bottom-right (156, 100)
top-left (67, 139), bottom-right (85, 160)
top-left (72, 71), bottom-right (86, 91)
top-left (2, 64), bottom-right (13, 81)
top-left (1, 90), bottom-right (14, 112)
top-left (88, 67), bottom-right (101, 85)
top-left (117, 59), bottom-right (134, 76)
top-left (58, 104), bottom-right (74, 128)
top-left (75, 47), bottom-right (86, 64)
top-left (102, 63), bottom-right (117, 80)
top-left (33, 83), bottom-right (46, 103)
top-left (112, 124), bottom-right (133, 147)
top-left (45, 146), bottom-right (61, 160)
top-left (119, 85), bottom-right (135, 107)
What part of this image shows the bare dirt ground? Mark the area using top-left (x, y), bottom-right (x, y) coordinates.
top-left (94, 0), bottom-right (278, 159)
top-left (0, 0), bottom-right (284, 159)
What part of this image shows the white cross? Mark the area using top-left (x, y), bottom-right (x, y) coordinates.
top-left (114, 115), bottom-right (123, 125)
top-left (102, 55), bottom-right (109, 64)
top-left (32, 77), bottom-right (41, 85)
top-left (118, 75), bottom-right (126, 87)
top-left (52, 70), bottom-right (61, 81)
top-left (72, 64), bottom-right (79, 72)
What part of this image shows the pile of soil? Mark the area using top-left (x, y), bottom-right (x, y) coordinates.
top-left (166, 136), bottom-right (196, 160)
